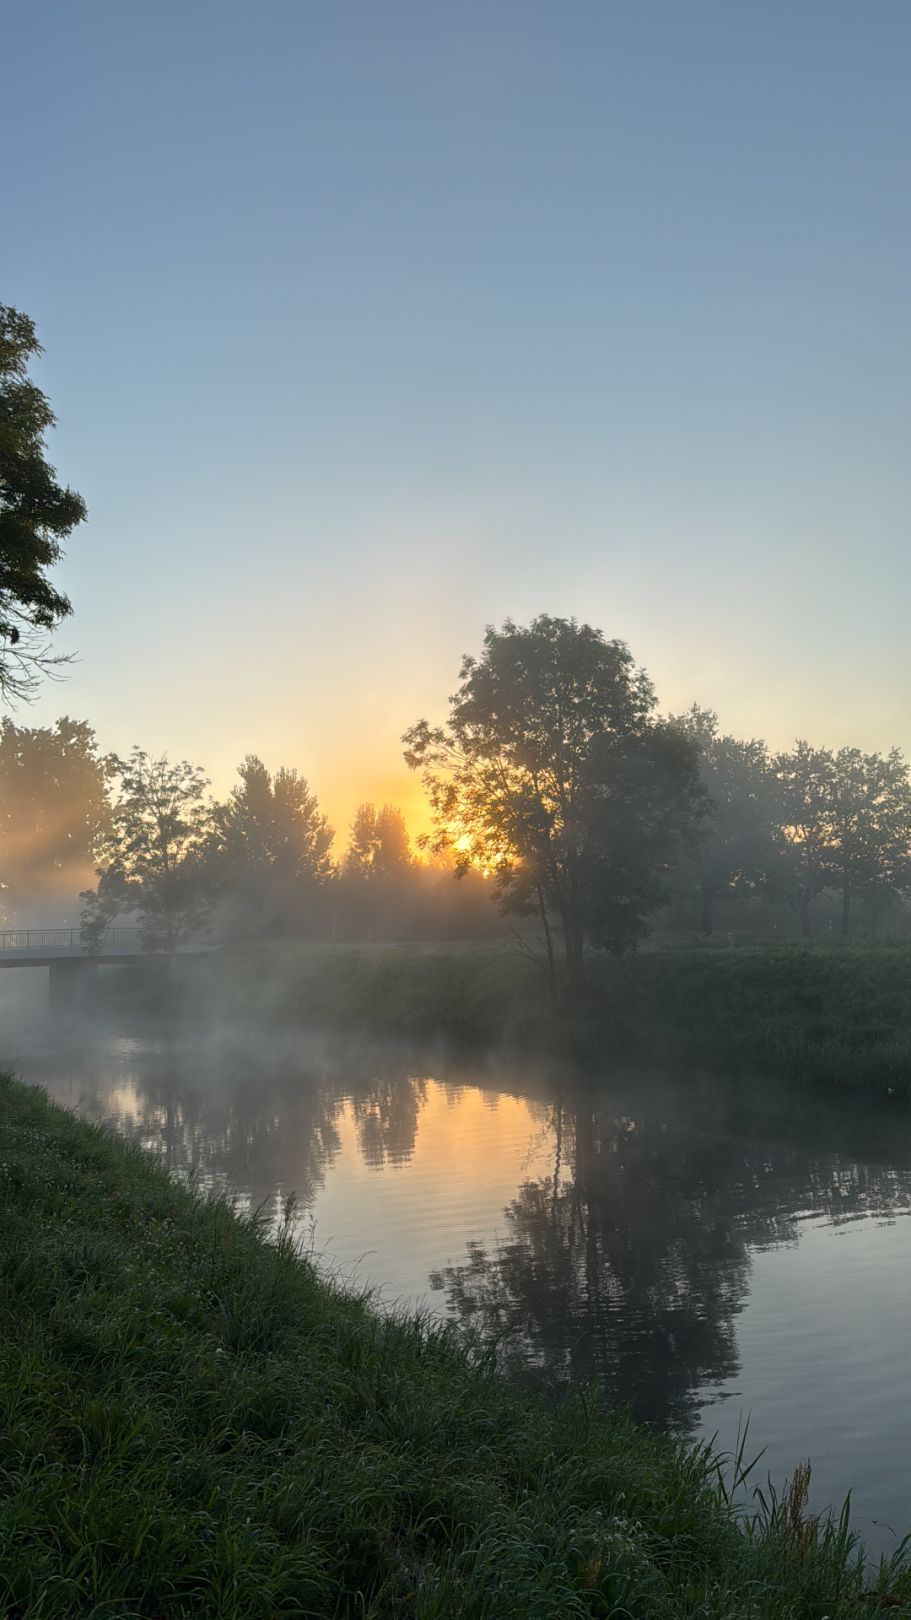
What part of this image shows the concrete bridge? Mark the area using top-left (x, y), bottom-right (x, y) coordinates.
top-left (0, 927), bottom-right (203, 1010)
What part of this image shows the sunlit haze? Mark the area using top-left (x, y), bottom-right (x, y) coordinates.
top-left (4, 0), bottom-right (910, 841)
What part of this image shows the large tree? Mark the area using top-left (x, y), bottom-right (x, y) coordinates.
top-left (0, 716), bottom-right (112, 921)
top-left (404, 616), bottom-right (702, 991)
top-left (209, 755), bottom-right (334, 934)
top-left (673, 707), bottom-right (777, 935)
top-left (81, 750), bottom-right (212, 952)
top-left (0, 306), bottom-right (86, 699)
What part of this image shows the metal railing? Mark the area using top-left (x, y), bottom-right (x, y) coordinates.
top-left (0, 927), bottom-right (140, 952)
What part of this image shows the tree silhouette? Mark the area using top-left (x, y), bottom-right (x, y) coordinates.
top-left (0, 306), bottom-right (86, 699)
top-left (0, 716), bottom-right (112, 921)
top-left (770, 742), bottom-right (837, 937)
top-left (209, 755), bottom-right (334, 936)
top-left (405, 616), bottom-right (702, 991)
top-left (829, 748), bottom-right (911, 935)
top-left (344, 802), bottom-right (413, 881)
top-left (81, 749), bottom-right (212, 952)
top-left (673, 707), bottom-right (777, 935)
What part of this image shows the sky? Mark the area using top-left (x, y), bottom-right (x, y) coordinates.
top-left (4, 0), bottom-right (910, 843)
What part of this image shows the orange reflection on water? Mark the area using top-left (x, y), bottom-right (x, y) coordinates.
top-left (307, 1078), bottom-right (551, 1308)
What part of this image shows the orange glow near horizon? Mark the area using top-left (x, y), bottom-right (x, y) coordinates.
top-left (319, 768), bottom-right (435, 856)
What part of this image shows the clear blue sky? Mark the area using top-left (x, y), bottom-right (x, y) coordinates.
top-left (5, 0), bottom-right (910, 837)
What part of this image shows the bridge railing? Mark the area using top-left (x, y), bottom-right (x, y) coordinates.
top-left (0, 927), bottom-right (141, 952)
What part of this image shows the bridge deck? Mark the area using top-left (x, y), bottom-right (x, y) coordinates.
top-left (0, 927), bottom-right (209, 969)
top-left (0, 952), bottom-right (164, 969)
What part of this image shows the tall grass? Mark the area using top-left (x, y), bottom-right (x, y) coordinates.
top-left (2, 1075), bottom-right (910, 1616)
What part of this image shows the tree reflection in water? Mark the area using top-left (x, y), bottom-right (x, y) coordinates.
top-left (431, 1074), bottom-right (911, 1430)
top-left (28, 1025), bottom-right (911, 1434)
top-left (33, 1026), bottom-right (433, 1217)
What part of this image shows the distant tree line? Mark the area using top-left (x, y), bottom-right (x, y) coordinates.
top-left (4, 307), bottom-right (907, 973)
top-left (404, 616), bottom-right (911, 988)
top-left (0, 729), bottom-right (495, 951)
top-left (671, 709), bottom-right (911, 940)
top-left (1, 620), bottom-right (910, 978)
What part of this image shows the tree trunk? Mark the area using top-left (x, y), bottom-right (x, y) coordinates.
top-left (701, 884), bottom-right (715, 937)
top-left (562, 917), bottom-right (587, 998)
top-left (798, 891), bottom-right (812, 939)
top-left (841, 887), bottom-right (851, 937)
top-left (536, 887), bottom-right (557, 999)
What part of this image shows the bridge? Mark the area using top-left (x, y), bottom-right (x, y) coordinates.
top-left (0, 927), bottom-right (205, 1010)
top-left (0, 927), bottom-right (143, 966)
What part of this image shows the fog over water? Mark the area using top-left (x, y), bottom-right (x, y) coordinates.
top-left (3, 970), bottom-right (911, 1558)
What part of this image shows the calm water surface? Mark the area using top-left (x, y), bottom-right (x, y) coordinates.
top-left (3, 992), bottom-right (910, 1555)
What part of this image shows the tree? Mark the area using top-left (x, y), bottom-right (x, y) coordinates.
top-left (343, 802), bottom-right (413, 880)
top-left (0, 716), bottom-right (112, 921)
top-left (209, 755), bottom-right (334, 934)
top-left (770, 742), bottom-right (837, 937)
top-left (81, 750), bottom-right (212, 952)
top-left (404, 616), bottom-right (702, 992)
top-left (373, 804), bottom-right (413, 877)
top-left (0, 306), bottom-right (86, 699)
top-left (829, 748), bottom-right (911, 935)
top-left (344, 803), bottom-right (379, 880)
top-left (340, 802), bottom-right (417, 941)
top-left (673, 707), bottom-right (777, 935)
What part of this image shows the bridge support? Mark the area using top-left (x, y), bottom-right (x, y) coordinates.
top-left (48, 958), bottom-right (100, 1016)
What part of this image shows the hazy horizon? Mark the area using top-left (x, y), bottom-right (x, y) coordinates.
top-left (5, 0), bottom-right (910, 841)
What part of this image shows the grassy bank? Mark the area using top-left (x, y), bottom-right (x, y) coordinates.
top-left (599, 942), bottom-right (911, 1090)
top-left (184, 939), bottom-right (911, 1091)
top-left (2, 1075), bottom-right (910, 1618)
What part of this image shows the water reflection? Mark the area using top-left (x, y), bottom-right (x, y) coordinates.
top-left (30, 1028), bottom-right (444, 1214)
top-left (8, 1013), bottom-right (911, 1538)
top-left (432, 1076), bottom-right (911, 1429)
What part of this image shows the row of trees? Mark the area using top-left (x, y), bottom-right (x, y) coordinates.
top-left (0, 729), bottom-right (494, 948)
top-left (3, 308), bottom-right (909, 979)
top-left (1, 621), bottom-right (910, 976)
top-left (405, 617), bottom-right (911, 987)
top-left (675, 710), bottom-right (911, 938)
top-left (91, 753), bottom-right (493, 949)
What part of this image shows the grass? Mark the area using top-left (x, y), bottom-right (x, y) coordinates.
top-left (584, 941), bottom-right (911, 1090)
top-left (2, 1077), bottom-right (911, 1617)
top-left (181, 938), bottom-right (911, 1092)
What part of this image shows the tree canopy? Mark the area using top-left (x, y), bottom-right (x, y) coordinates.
top-left (344, 803), bottom-right (413, 881)
top-left (673, 707), bottom-right (777, 935)
top-left (404, 616), bottom-right (703, 988)
top-left (0, 716), bottom-right (112, 922)
top-left (0, 306), bottom-right (86, 699)
top-left (208, 756), bottom-right (334, 936)
top-left (81, 750), bottom-right (211, 952)
top-left (829, 747), bottom-right (911, 934)
top-left (771, 741), bottom-right (838, 936)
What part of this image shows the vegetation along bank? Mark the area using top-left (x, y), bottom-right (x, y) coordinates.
top-left (3, 1075), bottom-right (911, 1618)
top-left (182, 939), bottom-right (911, 1093)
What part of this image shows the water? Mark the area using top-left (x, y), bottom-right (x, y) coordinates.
top-left (3, 996), bottom-right (911, 1556)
